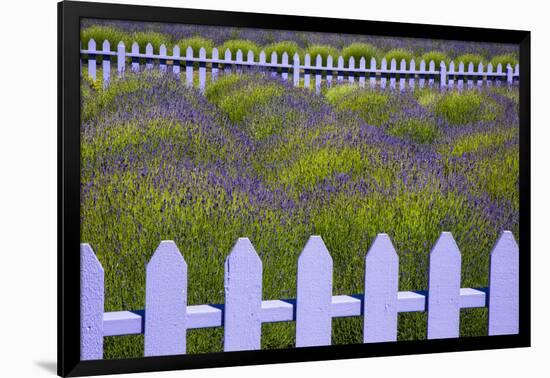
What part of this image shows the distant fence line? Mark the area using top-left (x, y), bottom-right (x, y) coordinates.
top-left (80, 39), bottom-right (520, 92)
top-left (80, 231), bottom-right (519, 360)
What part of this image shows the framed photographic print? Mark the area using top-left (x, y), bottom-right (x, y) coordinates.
top-left (58, 0), bottom-right (530, 376)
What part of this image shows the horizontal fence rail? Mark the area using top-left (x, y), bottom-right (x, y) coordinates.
top-left (80, 231), bottom-right (519, 360)
top-left (80, 40), bottom-right (520, 92)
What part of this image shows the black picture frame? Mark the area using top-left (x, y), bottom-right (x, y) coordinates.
top-left (58, 1), bottom-right (531, 376)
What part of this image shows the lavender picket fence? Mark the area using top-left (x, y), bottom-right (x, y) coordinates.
top-left (80, 40), bottom-right (520, 92)
top-left (80, 231), bottom-right (519, 360)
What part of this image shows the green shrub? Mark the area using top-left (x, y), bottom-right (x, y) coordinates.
top-left (305, 44), bottom-right (339, 65)
top-left (80, 25), bottom-right (129, 48)
top-left (264, 41), bottom-right (302, 60)
top-left (130, 31), bottom-right (173, 53)
top-left (490, 53), bottom-right (518, 69)
top-left (176, 36), bottom-right (215, 57)
top-left (218, 84), bottom-right (284, 123)
top-left (419, 51), bottom-right (450, 68)
top-left (388, 118), bottom-right (439, 144)
top-left (433, 91), bottom-right (497, 125)
top-left (325, 84), bottom-right (392, 125)
top-left (219, 39), bottom-right (261, 58)
top-left (342, 43), bottom-right (378, 67)
top-left (204, 74), bottom-right (246, 104)
top-left (454, 53), bottom-right (485, 67)
top-left (384, 49), bottom-right (414, 65)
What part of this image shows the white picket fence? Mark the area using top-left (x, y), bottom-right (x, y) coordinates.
top-left (80, 231), bottom-right (519, 360)
top-left (80, 39), bottom-right (520, 92)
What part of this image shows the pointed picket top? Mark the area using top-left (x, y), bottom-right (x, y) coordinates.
top-left (370, 57), bottom-right (377, 70)
top-left (117, 40), bottom-right (125, 50)
top-left (316, 54), bottom-right (322, 66)
top-left (259, 50), bottom-right (266, 64)
top-left (224, 48), bottom-right (232, 61)
top-left (359, 57), bottom-right (366, 69)
top-left (185, 46), bottom-right (193, 58)
top-left (478, 62), bottom-right (484, 73)
top-left (144, 241), bottom-right (187, 357)
top-left (199, 47), bottom-right (206, 59)
top-left (430, 60), bottom-right (437, 71)
top-left (102, 39), bottom-right (110, 51)
top-left (458, 61), bottom-right (465, 72)
top-left (514, 64), bottom-right (519, 75)
top-left (427, 232), bottom-right (462, 339)
top-left (146, 43), bottom-right (153, 55)
top-left (270, 51), bottom-right (277, 63)
top-left (327, 55), bottom-right (333, 67)
top-left (247, 50), bottom-right (255, 63)
top-left (211, 47), bottom-right (218, 59)
top-left (487, 62), bottom-right (494, 72)
top-left (364, 234), bottom-right (399, 343)
top-left (400, 59), bottom-right (406, 71)
top-left (496, 63), bottom-right (503, 73)
top-left (410, 59), bottom-right (416, 70)
top-left (159, 44), bottom-right (167, 57)
top-left (131, 41), bottom-right (139, 52)
top-left (293, 52), bottom-right (300, 63)
top-left (419, 59), bottom-right (426, 71)
top-left (224, 238), bottom-right (262, 351)
top-left (449, 61), bottom-right (455, 72)
top-left (390, 58), bottom-right (397, 71)
top-left (236, 49), bottom-right (243, 62)
top-left (88, 38), bottom-right (96, 51)
top-left (296, 236), bottom-right (333, 347)
top-left (468, 62), bottom-right (474, 73)
top-left (488, 231), bottom-right (519, 335)
top-left (173, 45), bottom-right (180, 56)
top-left (337, 55), bottom-right (343, 68)
top-left (349, 56), bottom-right (355, 68)
top-left (80, 243), bottom-right (104, 360)
top-left (282, 52), bottom-right (288, 65)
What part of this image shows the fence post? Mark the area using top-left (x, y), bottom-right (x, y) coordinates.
top-left (172, 45), bottom-right (181, 77)
top-left (419, 60), bottom-right (426, 88)
top-left (488, 231), bottom-right (519, 335)
top-left (457, 62), bottom-right (464, 90)
top-left (282, 52), bottom-right (289, 81)
top-left (304, 54), bottom-right (311, 89)
top-left (487, 63), bottom-right (494, 87)
top-left (225, 49), bottom-right (232, 75)
top-left (337, 56), bottom-right (344, 83)
top-left (80, 243), bottom-right (104, 360)
top-left (315, 55), bottom-right (323, 93)
top-left (296, 236), bottom-right (333, 347)
top-left (293, 53), bottom-right (300, 87)
top-left (224, 238), bottom-right (262, 351)
top-left (186, 46), bottom-right (194, 87)
top-left (363, 234), bottom-right (398, 343)
top-left (439, 61), bottom-right (446, 88)
top-left (399, 59), bottom-right (406, 90)
top-left (159, 44), bottom-right (167, 73)
top-left (270, 51), bottom-right (278, 78)
top-left (359, 57), bottom-right (366, 88)
top-left (131, 42), bottom-right (139, 73)
top-left (506, 64), bottom-right (514, 86)
top-left (236, 49), bottom-right (244, 74)
top-left (199, 47), bottom-right (206, 92)
top-left (145, 43), bottom-right (153, 70)
top-left (247, 50), bottom-right (255, 72)
top-left (117, 41), bottom-right (125, 78)
top-left (88, 39), bottom-right (96, 81)
top-left (144, 241), bottom-right (188, 356)
top-left (467, 62), bottom-right (474, 89)
top-left (427, 232), bottom-right (461, 339)
top-left (102, 40), bottom-right (110, 88)
top-left (496, 63), bottom-right (503, 86)
top-left (448, 61), bottom-right (455, 88)
top-left (211, 47), bottom-right (218, 82)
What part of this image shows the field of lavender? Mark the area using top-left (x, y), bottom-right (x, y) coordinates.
top-left (80, 66), bottom-right (519, 359)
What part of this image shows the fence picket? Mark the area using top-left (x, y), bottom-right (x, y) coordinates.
top-left (144, 241), bottom-right (188, 356)
top-left (185, 47), bottom-right (194, 87)
top-left (348, 57), bottom-right (355, 84)
top-left (399, 59), bottom-right (406, 90)
top-left (145, 43), bottom-right (154, 70)
top-left (259, 51), bottom-right (266, 77)
top-left (116, 42), bottom-right (125, 78)
top-left (390, 59), bottom-right (397, 90)
top-left (506, 64), bottom-right (513, 85)
top-left (430, 60), bottom-right (437, 87)
top-left (131, 42), bottom-right (139, 72)
top-left (88, 39), bottom-right (96, 81)
top-left (225, 49), bottom-right (232, 75)
top-left (80, 243), bottom-right (104, 360)
top-left (370, 58), bottom-right (377, 88)
top-left (270, 51), bottom-right (278, 78)
top-left (380, 58), bottom-right (387, 89)
top-left (326, 55), bottom-right (333, 87)
top-left (457, 62), bottom-right (464, 90)
top-left (224, 238), bottom-right (262, 351)
top-left (363, 234), bottom-right (399, 343)
top-left (359, 57), bottom-right (366, 87)
top-left (409, 59), bottom-right (416, 89)
top-left (487, 63), bottom-right (494, 87)
top-left (315, 55), bottom-right (323, 93)
top-left (427, 232), bottom-right (461, 339)
top-left (102, 40), bottom-right (110, 88)
top-left (448, 61), bottom-right (455, 88)
top-left (514, 64), bottom-right (520, 84)
top-left (419, 60), bottom-right (426, 88)
top-left (236, 49), bottom-right (244, 74)
top-left (304, 54), bottom-right (311, 89)
top-left (282, 52), bottom-right (289, 81)
top-left (172, 45), bottom-right (180, 76)
top-left (159, 44), bottom-right (167, 73)
top-left (337, 56), bottom-right (344, 83)
top-left (199, 48), bottom-right (207, 92)
top-left (211, 48), bottom-right (218, 81)
top-left (477, 62), bottom-right (484, 88)
top-left (467, 62), bottom-right (474, 89)
top-left (296, 236), bottom-right (333, 347)
top-left (293, 53), bottom-right (300, 87)
top-left (488, 231), bottom-right (519, 335)
top-left (496, 63), bottom-right (503, 86)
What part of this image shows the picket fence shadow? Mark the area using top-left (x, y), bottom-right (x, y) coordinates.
top-left (80, 39), bottom-right (520, 92)
top-left (80, 231), bottom-right (519, 360)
